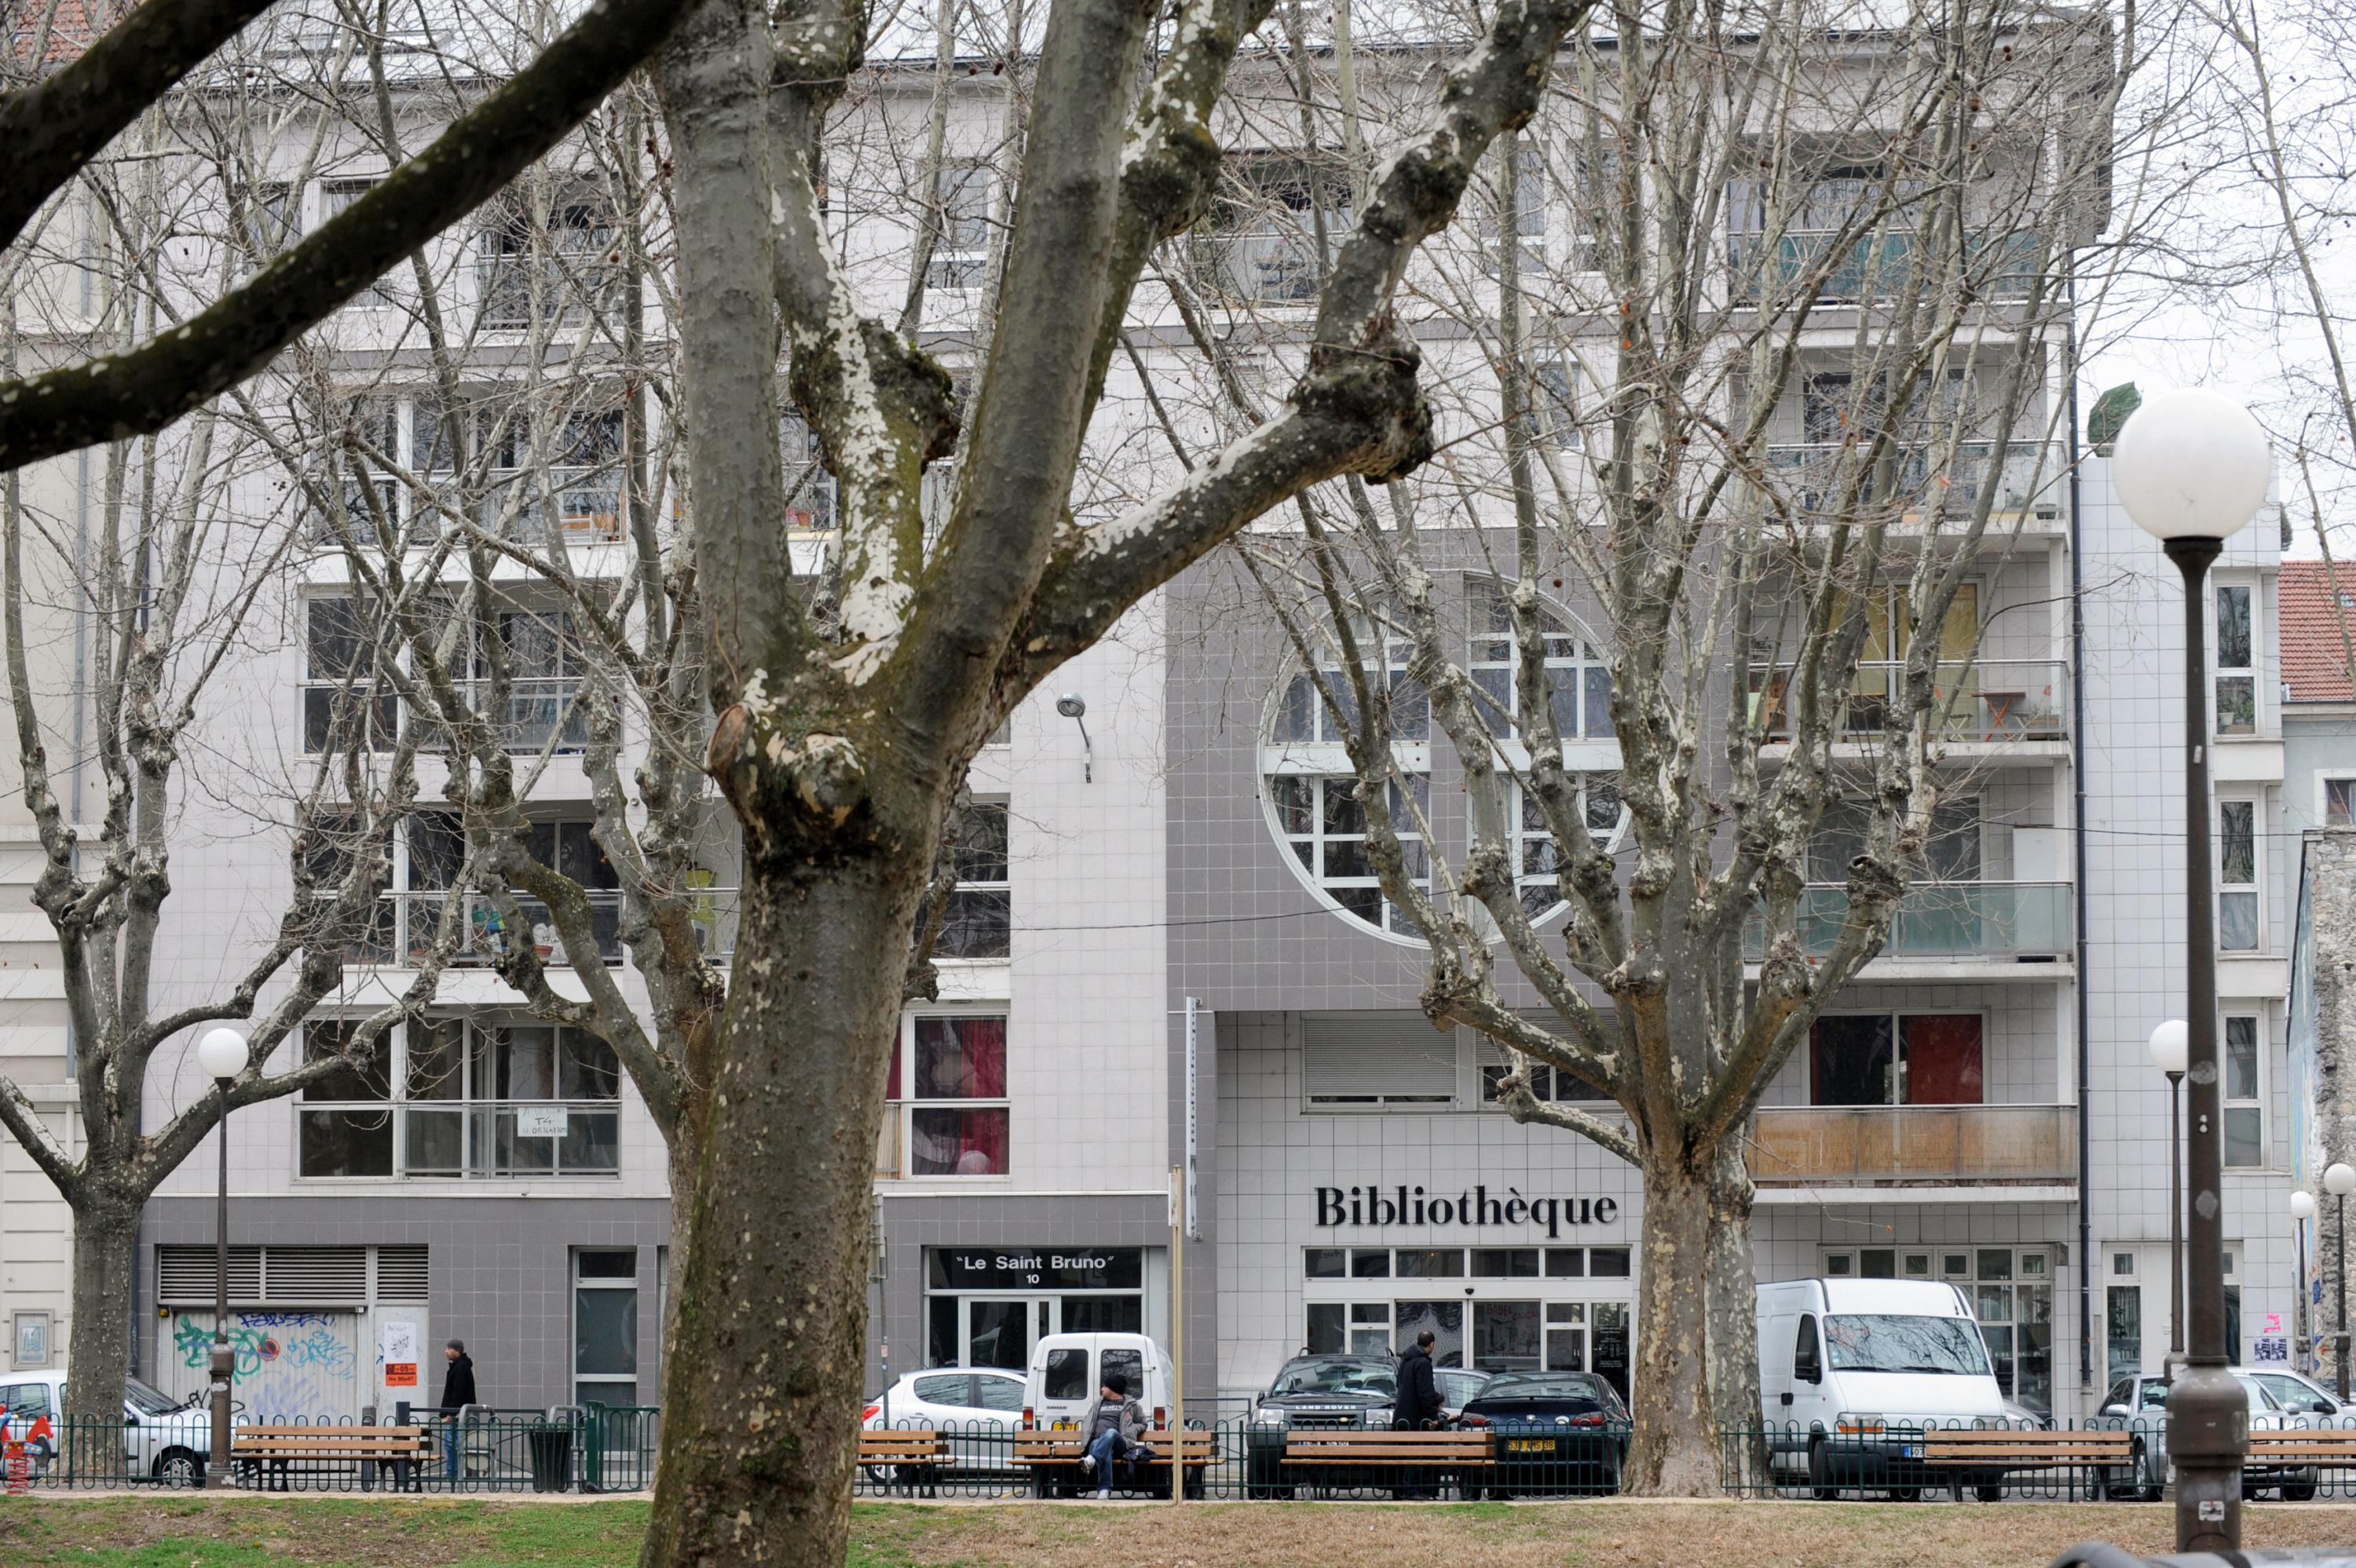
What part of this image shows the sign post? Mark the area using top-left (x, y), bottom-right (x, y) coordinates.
top-left (1169, 1164), bottom-right (1183, 1504)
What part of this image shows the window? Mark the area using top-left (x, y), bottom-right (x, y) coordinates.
top-left (1479, 143), bottom-right (1549, 280)
top-left (2327, 778), bottom-right (2354, 828)
top-left (885, 1016), bottom-right (1009, 1176)
top-left (1200, 155), bottom-right (1351, 303)
top-left (926, 162), bottom-right (993, 290)
top-left (1809, 1013), bottom-right (1984, 1106)
top-left (937, 802), bottom-right (1009, 960)
top-left (1302, 1012), bottom-right (1457, 1107)
top-left (1271, 620), bottom-right (1426, 744)
top-left (474, 608), bottom-right (587, 753)
top-left (301, 598), bottom-right (398, 754)
top-left (1511, 777), bottom-right (1625, 918)
top-left (1270, 775), bottom-right (1429, 936)
top-left (316, 392), bottom-right (474, 545)
top-left (2219, 798), bottom-right (2259, 952)
top-left (573, 1250), bottom-right (638, 1408)
top-left (477, 189), bottom-right (616, 331)
top-left (2215, 582), bottom-right (2257, 737)
top-left (2224, 1014), bottom-right (2263, 1168)
top-left (298, 1018), bottom-right (621, 1180)
top-left (1469, 581), bottom-right (1614, 740)
top-left (297, 1021), bottom-right (394, 1177)
top-left (1477, 1034), bottom-right (1612, 1105)
top-left (511, 819), bottom-right (623, 965)
top-left (1821, 1245), bottom-right (2051, 1411)
top-left (543, 407), bottom-right (626, 540)
top-left (242, 181), bottom-right (301, 260)
top-left (781, 411), bottom-right (839, 532)
top-left (1530, 356), bottom-right (1585, 451)
top-left (320, 178), bottom-right (390, 302)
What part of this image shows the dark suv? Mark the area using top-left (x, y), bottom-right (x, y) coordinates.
top-left (1243, 1354), bottom-right (1400, 1498)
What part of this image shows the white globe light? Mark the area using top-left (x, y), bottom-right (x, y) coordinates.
top-left (2329, 1163), bottom-right (2356, 1198)
top-left (2147, 1019), bottom-right (2190, 1076)
top-left (195, 1027), bottom-right (249, 1081)
top-left (2293, 1190), bottom-right (2318, 1221)
top-left (2111, 389), bottom-right (2272, 543)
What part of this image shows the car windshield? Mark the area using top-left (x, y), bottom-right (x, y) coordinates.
top-left (1268, 1361), bottom-right (1396, 1398)
top-left (123, 1377), bottom-right (181, 1416)
top-left (1823, 1315), bottom-right (1991, 1376)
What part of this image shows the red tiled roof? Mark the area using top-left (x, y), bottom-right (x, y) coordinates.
top-left (6, 1), bottom-right (99, 70)
top-left (2282, 560), bottom-right (2356, 704)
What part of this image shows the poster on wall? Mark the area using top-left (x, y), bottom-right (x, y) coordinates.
top-left (12, 1311), bottom-right (49, 1369)
top-left (380, 1319), bottom-right (419, 1387)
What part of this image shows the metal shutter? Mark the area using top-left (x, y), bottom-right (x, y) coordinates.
top-left (1301, 1012), bottom-right (1458, 1104)
top-left (374, 1245), bottom-right (430, 1302)
top-left (157, 1245), bottom-right (262, 1303)
top-left (264, 1246), bottom-right (368, 1303)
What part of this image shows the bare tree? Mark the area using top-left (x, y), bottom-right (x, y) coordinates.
top-left (1207, 0), bottom-right (2128, 1493)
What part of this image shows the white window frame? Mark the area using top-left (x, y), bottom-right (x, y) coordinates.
top-left (2217, 795), bottom-right (2262, 952)
top-left (885, 1012), bottom-right (1012, 1180)
top-left (2321, 776), bottom-right (2354, 828)
top-left (572, 1248), bottom-right (639, 1409)
top-left (320, 177), bottom-right (392, 303)
top-left (1268, 773), bottom-right (1430, 939)
top-left (936, 799), bottom-right (1010, 962)
top-left (2213, 577), bottom-right (2259, 738)
top-left (1509, 777), bottom-right (1626, 921)
top-left (2222, 1012), bottom-right (2266, 1169)
top-left (925, 160), bottom-right (994, 291)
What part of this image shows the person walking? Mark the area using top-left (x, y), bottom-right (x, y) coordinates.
top-left (1392, 1330), bottom-right (1440, 1498)
top-left (438, 1340), bottom-right (478, 1482)
top-left (1079, 1380), bottom-right (1145, 1500)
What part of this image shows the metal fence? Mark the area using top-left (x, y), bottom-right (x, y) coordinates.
top-left (0, 1404), bottom-right (661, 1495)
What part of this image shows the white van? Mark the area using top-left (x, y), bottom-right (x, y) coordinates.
top-left (1020, 1332), bottom-right (1176, 1432)
top-left (1756, 1277), bottom-right (2008, 1499)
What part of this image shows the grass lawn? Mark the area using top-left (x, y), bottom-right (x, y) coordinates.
top-left (4, 1496), bottom-right (2354, 1567)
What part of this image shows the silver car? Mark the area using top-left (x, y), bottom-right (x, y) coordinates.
top-left (2098, 1370), bottom-right (2320, 1500)
top-left (862, 1367), bottom-right (1027, 1471)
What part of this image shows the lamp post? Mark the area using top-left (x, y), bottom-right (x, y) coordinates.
top-left (2149, 1020), bottom-right (2190, 1370)
top-left (2113, 387), bottom-right (2273, 1552)
top-left (195, 1027), bottom-right (249, 1489)
top-left (2327, 1163), bottom-right (2356, 1402)
top-left (2292, 1190), bottom-right (2318, 1382)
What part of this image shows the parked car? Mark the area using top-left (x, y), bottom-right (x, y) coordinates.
top-left (1457, 1371), bottom-right (1630, 1497)
top-left (862, 1367), bottom-right (1026, 1472)
top-left (1434, 1367), bottom-right (1489, 1424)
top-left (1756, 1277), bottom-right (2009, 1500)
top-left (1019, 1332), bottom-right (1191, 1498)
top-left (1243, 1354), bottom-right (1398, 1499)
top-left (0, 1367), bottom-right (213, 1486)
top-left (2096, 1370), bottom-right (2319, 1500)
top-left (2248, 1369), bottom-right (2344, 1420)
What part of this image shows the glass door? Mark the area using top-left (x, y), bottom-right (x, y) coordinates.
top-left (1394, 1302), bottom-right (1464, 1368)
top-left (964, 1296), bottom-right (1052, 1371)
top-left (1472, 1302), bottom-right (1542, 1372)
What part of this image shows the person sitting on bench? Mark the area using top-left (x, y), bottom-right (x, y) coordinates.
top-left (1080, 1380), bottom-right (1146, 1499)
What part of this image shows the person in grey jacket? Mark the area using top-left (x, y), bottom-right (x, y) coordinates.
top-left (1080, 1381), bottom-right (1147, 1498)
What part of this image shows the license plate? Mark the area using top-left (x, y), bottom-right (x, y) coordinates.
top-left (1052, 1422), bottom-right (1077, 1431)
top-left (1506, 1439), bottom-right (1553, 1454)
top-left (1902, 1445), bottom-right (1922, 1459)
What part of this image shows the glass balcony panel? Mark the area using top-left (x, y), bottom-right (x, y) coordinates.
top-left (1747, 659), bottom-right (2069, 742)
top-left (1750, 882), bottom-right (2071, 961)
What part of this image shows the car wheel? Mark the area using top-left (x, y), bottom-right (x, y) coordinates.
top-left (2282, 1471), bottom-right (2319, 1503)
top-left (153, 1448), bottom-right (205, 1489)
top-left (1975, 1482), bottom-right (2003, 1504)
top-left (1807, 1440), bottom-right (1838, 1502)
top-left (1600, 1451), bottom-right (1623, 1497)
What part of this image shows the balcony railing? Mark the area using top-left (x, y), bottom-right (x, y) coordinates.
top-left (1747, 657), bottom-right (2069, 743)
top-left (1760, 440), bottom-right (2066, 523)
top-left (1749, 1103), bottom-right (2077, 1187)
top-left (1725, 228), bottom-right (2043, 305)
top-left (298, 1098), bottom-right (620, 1179)
top-left (412, 678), bottom-right (588, 754)
top-left (324, 886), bottom-right (741, 970)
top-left (1743, 881), bottom-right (2072, 962)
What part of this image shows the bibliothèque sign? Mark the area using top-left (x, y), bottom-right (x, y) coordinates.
top-left (1313, 1185), bottom-right (1619, 1239)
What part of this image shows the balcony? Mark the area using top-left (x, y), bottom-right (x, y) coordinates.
top-left (1750, 1103), bottom-right (2077, 1188)
top-left (1748, 659), bottom-right (2069, 744)
top-left (324, 886), bottom-right (740, 970)
top-left (1726, 229), bottom-right (2043, 306)
top-left (1760, 440), bottom-right (2067, 524)
top-left (297, 1098), bottom-right (620, 1178)
top-left (1743, 881), bottom-right (2072, 963)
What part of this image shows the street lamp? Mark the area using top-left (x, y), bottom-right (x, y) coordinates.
top-left (2149, 1019), bottom-right (2190, 1369)
top-left (2114, 387), bottom-right (2272, 1553)
top-left (2327, 1163), bottom-right (2356, 1403)
top-left (2292, 1190), bottom-right (2318, 1386)
top-left (194, 1026), bottom-right (248, 1490)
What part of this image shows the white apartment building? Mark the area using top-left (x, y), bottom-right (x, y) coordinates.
top-left (0, 9), bottom-right (2308, 1431)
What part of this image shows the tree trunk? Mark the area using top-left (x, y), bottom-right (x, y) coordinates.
top-left (1705, 1146), bottom-right (1765, 1494)
top-left (639, 850), bottom-right (917, 1568)
top-left (62, 1197), bottom-right (141, 1459)
top-left (1624, 1154), bottom-right (1732, 1497)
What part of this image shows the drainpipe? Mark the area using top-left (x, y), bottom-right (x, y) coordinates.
top-left (2068, 325), bottom-right (2094, 1401)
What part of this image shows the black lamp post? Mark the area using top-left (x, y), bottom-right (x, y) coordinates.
top-left (2327, 1164), bottom-right (2356, 1401)
top-left (2149, 1020), bottom-right (2189, 1371)
top-left (195, 1027), bottom-right (249, 1489)
top-left (2113, 387), bottom-right (2272, 1553)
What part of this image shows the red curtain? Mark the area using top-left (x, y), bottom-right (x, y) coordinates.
top-left (1901, 1014), bottom-right (1984, 1104)
top-left (959, 1018), bottom-right (1008, 1098)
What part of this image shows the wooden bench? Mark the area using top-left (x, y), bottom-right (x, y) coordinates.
top-left (2245, 1427), bottom-right (2356, 1496)
top-left (231, 1425), bottom-right (435, 1492)
top-left (857, 1430), bottom-right (950, 1496)
top-left (1282, 1428), bottom-right (1494, 1498)
top-left (1922, 1428), bottom-right (2136, 1501)
top-left (1015, 1428), bottom-right (1213, 1497)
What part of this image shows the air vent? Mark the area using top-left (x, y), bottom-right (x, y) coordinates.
top-left (374, 1245), bottom-right (430, 1302)
top-left (265, 1245), bottom-right (367, 1303)
top-left (157, 1245), bottom-right (263, 1303)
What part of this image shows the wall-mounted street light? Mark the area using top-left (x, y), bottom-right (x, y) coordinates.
top-left (194, 1026), bottom-right (250, 1489)
top-left (1055, 694), bottom-right (1093, 783)
top-left (2114, 386), bottom-right (2272, 1553)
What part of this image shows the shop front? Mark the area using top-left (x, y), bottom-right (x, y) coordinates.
top-left (923, 1246), bottom-right (1149, 1372)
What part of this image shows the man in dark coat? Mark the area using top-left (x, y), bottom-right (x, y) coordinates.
top-left (1392, 1330), bottom-right (1442, 1497)
top-left (438, 1340), bottom-right (478, 1478)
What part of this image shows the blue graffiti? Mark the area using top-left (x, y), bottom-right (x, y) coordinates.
top-left (276, 1326), bottom-right (357, 1376)
top-left (237, 1312), bottom-right (338, 1329)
